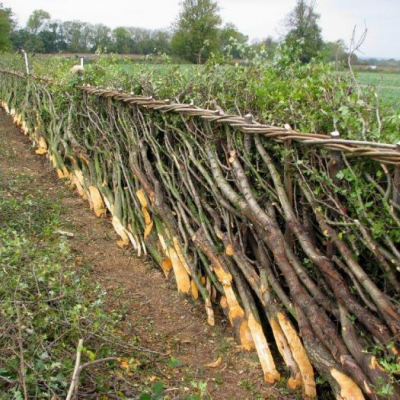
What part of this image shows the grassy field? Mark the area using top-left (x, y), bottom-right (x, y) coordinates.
top-left (119, 62), bottom-right (196, 74)
top-left (356, 71), bottom-right (400, 109)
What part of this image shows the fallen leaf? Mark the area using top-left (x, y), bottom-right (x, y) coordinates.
top-left (55, 230), bottom-right (75, 237)
top-left (225, 244), bottom-right (234, 256)
top-left (205, 356), bottom-right (222, 368)
top-left (119, 358), bottom-right (130, 371)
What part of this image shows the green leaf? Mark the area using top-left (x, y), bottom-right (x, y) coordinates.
top-left (336, 170), bottom-right (344, 180)
top-left (152, 381), bottom-right (164, 394)
top-left (168, 357), bottom-right (182, 368)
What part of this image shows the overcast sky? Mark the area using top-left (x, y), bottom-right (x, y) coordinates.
top-left (5, 0), bottom-right (400, 59)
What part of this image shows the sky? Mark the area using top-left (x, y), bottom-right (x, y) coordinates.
top-left (5, 0), bottom-right (400, 59)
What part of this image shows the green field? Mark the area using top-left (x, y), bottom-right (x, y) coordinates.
top-left (357, 71), bottom-right (400, 109)
top-left (119, 62), bottom-right (198, 75)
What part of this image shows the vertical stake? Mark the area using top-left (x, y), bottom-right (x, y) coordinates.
top-left (244, 113), bottom-right (253, 154)
top-left (284, 123), bottom-right (293, 248)
top-left (393, 141), bottom-right (400, 207)
top-left (244, 113), bottom-right (253, 124)
top-left (22, 50), bottom-right (30, 75)
top-left (329, 131), bottom-right (343, 186)
top-left (326, 131), bottom-right (343, 258)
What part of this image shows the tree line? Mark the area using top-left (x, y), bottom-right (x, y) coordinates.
top-left (1, 0), bottom-right (349, 64)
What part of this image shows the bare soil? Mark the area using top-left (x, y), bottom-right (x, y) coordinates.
top-left (0, 110), bottom-right (293, 400)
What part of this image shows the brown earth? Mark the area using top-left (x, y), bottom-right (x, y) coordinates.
top-left (0, 110), bottom-right (295, 400)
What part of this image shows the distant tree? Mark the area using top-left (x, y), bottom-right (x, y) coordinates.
top-left (250, 36), bottom-right (278, 59)
top-left (112, 27), bottom-right (132, 54)
top-left (80, 23), bottom-right (95, 51)
top-left (127, 27), bottom-right (171, 55)
top-left (324, 39), bottom-right (348, 69)
top-left (25, 33), bottom-right (45, 52)
top-left (219, 23), bottom-right (248, 58)
top-left (10, 28), bottom-right (29, 50)
top-left (151, 29), bottom-right (172, 54)
top-left (62, 21), bottom-right (92, 52)
top-left (0, 3), bottom-right (13, 51)
top-left (38, 22), bottom-right (59, 53)
top-left (27, 9), bottom-right (50, 34)
top-left (262, 36), bottom-right (279, 58)
top-left (55, 22), bottom-right (67, 51)
top-left (91, 24), bottom-right (112, 52)
top-left (19, 9), bottom-right (52, 52)
top-left (129, 27), bottom-right (151, 54)
top-left (171, 0), bottom-right (222, 63)
top-left (284, 0), bottom-right (323, 63)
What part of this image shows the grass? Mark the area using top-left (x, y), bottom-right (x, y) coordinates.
top-left (0, 172), bottom-right (140, 397)
top-left (119, 62), bottom-right (198, 75)
top-left (356, 71), bottom-right (400, 109)
top-left (0, 172), bottom-right (206, 398)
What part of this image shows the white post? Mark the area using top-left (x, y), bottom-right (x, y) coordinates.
top-left (23, 52), bottom-right (30, 75)
top-left (80, 57), bottom-right (84, 68)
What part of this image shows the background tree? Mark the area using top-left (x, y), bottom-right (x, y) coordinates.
top-left (62, 21), bottom-right (92, 52)
top-left (0, 3), bottom-right (13, 51)
top-left (284, 0), bottom-right (323, 63)
top-left (171, 0), bottom-right (221, 63)
top-left (324, 39), bottom-right (348, 69)
top-left (112, 27), bottom-right (132, 54)
top-left (250, 36), bottom-right (278, 59)
top-left (17, 9), bottom-right (52, 52)
top-left (150, 29), bottom-right (172, 54)
top-left (27, 9), bottom-right (50, 35)
top-left (219, 23), bottom-right (248, 58)
top-left (91, 24), bottom-right (112, 52)
top-left (10, 28), bottom-right (29, 51)
top-left (38, 22), bottom-right (59, 53)
top-left (129, 27), bottom-right (172, 55)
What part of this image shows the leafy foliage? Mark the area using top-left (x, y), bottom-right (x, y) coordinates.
top-left (171, 0), bottom-right (222, 63)
top-left (0, 3), bottom-right (13, 51)
top-left (0, 173), bottom-right (176, 398)
top-left (284, 0), bottom-right (324, 63)
top-left (2, 46), bottom-right (399, 143)
top-left (26, 9), bottom-right (50, 34)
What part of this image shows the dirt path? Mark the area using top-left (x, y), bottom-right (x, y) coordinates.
top-left (0, 110), bottom-right (292, 399)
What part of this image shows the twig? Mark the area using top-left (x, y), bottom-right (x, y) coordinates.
top-left (15, 305), bottom-right (28, 400)
top-left (347, 24), bottom-right (368, 100)
top-left (65, 338), bottom-right (84, 400)
top-left (66, 351), bottom-right (118, 400)
top-left (0, 375), bottom-right (15, 385)
top-left (90, 332), bottom-right (168, 356)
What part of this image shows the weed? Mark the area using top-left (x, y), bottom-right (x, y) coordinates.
top-left (0, 173), bottom-right (198, 398)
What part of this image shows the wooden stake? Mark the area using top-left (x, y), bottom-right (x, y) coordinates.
top-left (393, 141), bottom-right (400, 207)
top-left (284, 124), bottom-right (293, 248)
top-left (244, 114), bottom-right (253, 154)
top-left (326, 131), bottom-right (343, 258)
top-left (328, 131), bottom-right (344, 185)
